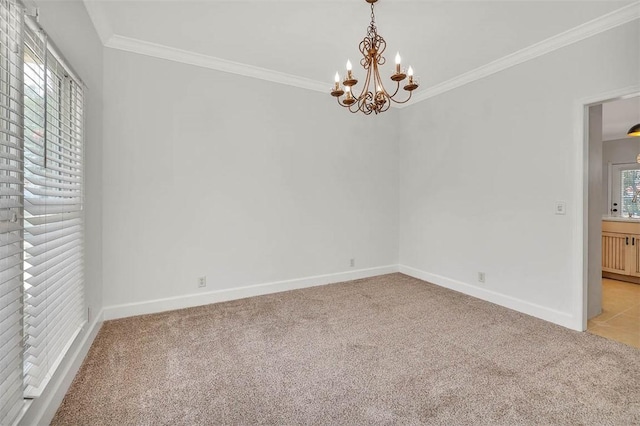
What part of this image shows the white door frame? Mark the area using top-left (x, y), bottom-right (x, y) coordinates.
top-left (575, 85), bottom-right (640, 331)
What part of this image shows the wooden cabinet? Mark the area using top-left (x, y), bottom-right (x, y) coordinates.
top-left (602, 220), bottom-right (640, 283)
top-left (602, 231), bottom-right (630, 274)
top-left (630, 238), bottom-right (640, 278)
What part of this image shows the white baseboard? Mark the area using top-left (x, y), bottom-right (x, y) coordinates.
top-left (18, 310), bottom-right (104, 426)
top-left (103, 265), bottom-right (400, 320)
top-left (399, 265), bottom-right (578, 330)
top-left (103, 265), bottom-right (578, 330)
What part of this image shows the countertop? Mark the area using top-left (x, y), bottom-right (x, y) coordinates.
top-left (602, 216), bottom-right (640, 222)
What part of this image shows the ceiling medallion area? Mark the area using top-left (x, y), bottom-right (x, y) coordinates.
top-left (330, 0), bottom-right (419, 115)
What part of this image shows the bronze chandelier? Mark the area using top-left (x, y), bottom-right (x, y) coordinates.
top-left (330, 0), bottom-right (419, 115)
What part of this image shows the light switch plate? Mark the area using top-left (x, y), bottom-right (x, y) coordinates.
top-left (555, 201), bottom-right (566, 215)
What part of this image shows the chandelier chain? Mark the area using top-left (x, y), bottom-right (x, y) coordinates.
top-left (368, 3), bottom-right (377, 40)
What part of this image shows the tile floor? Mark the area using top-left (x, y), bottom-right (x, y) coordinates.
top-left (588, 278), bottom-right (640, 349)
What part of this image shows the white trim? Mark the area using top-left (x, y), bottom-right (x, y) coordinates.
top-left (91, 2), bottom-right (639, 103)
top-left (398, 265), bottom-right (577, 330)
top-left (24, 323), bottom-right (85, 399)
top-left (105, 35), bottom-right (329, 94)
top-left (16, 309), bottom-right (104, 426)
top-left (573, 86), bottom-right (640, 332)
top-left (398, 1), bottom-right (640, 108)
top-left (103, 265), bottom-right (399, 320)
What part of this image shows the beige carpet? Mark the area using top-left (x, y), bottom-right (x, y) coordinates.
top-left (53, 273), bottom-right (640, 425)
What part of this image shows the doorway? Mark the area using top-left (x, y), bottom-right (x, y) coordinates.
top-left (585, 93), bottom-right (640, 348)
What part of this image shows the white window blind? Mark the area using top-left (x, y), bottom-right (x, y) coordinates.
top-left (0, 0), bottom-right (24, 423)
top-left (23, 22), bottom-right (85, 397)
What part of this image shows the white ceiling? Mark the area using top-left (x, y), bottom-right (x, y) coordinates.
top-left (603, 96), bottom-right (640, 141)
top-left (83, 0), bottom-right (636, 96)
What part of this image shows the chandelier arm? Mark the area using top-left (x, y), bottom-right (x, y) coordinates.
top-left (373, 61), bottom-right (386, 93)
top-left (389, 89), bottom-right (414, 105)
top-left (372, 61), bottom-right (393, 109)
top-left (336, 97), bottom-right (349, 108)
top-left (362, 70), bottom-right (373, 100)
top-left (361, 57), bottom-right (374, 97)
top-left (356, 64), bottom-right (373, 106)
top-left (355, 80), bottom-right (369, 104)
top-left (375, 66), bottom-right (411, 105)
top-left (359, 91), bottom-right (373, 114)
top-left (357, 93), bottom-right (367, 113)
top-left (379, 99), bottom-right (392, 113)
top-left (361, 103), bottom-right (373, 115)
top-left (386, 80), bottom-right (401, 99)
top-left (336, 96), bottom-right (363, 114)
top-left (336, 96), bottom-right (362, 113)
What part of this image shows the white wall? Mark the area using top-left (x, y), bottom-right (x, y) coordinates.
top-left (398, 22), bottom-right (639, 329)
top-left (20, 0), bottom-right (104, 424)
top-left (602, 136), bottom-right (640, 214)
top-left (102, 49), bottom-right (399, 311)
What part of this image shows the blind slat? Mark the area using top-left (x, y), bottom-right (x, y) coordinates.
top-left (25, 211), bottom-right (81, 227)
top-left (25, 220), bottom-right (82, 240)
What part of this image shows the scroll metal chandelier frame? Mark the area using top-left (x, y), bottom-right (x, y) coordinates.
top-left (330, 0), bottom-right (419, 115)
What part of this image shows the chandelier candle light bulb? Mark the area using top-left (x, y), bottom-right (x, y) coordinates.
top-left (331, 72), bottom-right (345, 97)
top-left (344, 86), bottom-right (356, 106)
top-left (344, 60), bottom-right (357, 87)
top-left (330, 0), bottom-right (419, 115)
top-left (404, 66), bottom-right (418, 91)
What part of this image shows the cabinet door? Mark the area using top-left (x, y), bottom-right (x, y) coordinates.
top-left (628, 234), bottom-right (640, 277)
top-left (602, 232), bottom-right (630, 274)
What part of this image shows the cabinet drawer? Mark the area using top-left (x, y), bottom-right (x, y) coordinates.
top-left (602, 221), bottom-right (640, 234)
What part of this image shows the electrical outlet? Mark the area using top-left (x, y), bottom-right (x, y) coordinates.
top-left (198, 276), bottom-right (207, 288)
top-left (87, 307), bottom-right (91, 322)
top-left (555, 201), bottom-right (566, 215)
top-left (350, 258), bottom-right (355, 267)
top-left (478, 272), bottom-right (486, 283)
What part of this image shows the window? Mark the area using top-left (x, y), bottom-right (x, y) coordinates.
top-left (610, 163), bottom-right (640, 218)
top-left (620, 169), bottom-right (640, 218)
top-left (22, 22), bottom-right (85, 397)
top-left (0, 0), bottom-right (85, 421)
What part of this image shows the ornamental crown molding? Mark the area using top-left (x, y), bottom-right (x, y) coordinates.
top-left (104, 35), bottom-right (328, 94)
top-left (85, 1), bottom-right (639, 106)
top-left (399, 1), bottom-right (640, 108)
